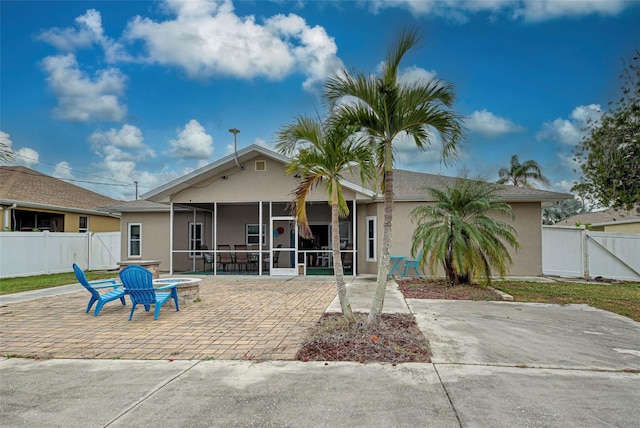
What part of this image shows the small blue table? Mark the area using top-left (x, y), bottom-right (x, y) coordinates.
top-left (388, 256), bottom-right (405, 278)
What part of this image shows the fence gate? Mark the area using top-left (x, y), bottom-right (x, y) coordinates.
top-left (542, 226), bottom-right (640, 281)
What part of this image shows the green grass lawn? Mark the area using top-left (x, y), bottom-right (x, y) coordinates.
top-left (495, 280), bottom-right (640, 322)
top-left (0, 270), bottom-right (120, 295)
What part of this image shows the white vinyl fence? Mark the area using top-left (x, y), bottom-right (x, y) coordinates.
top-left (542, 226), bottom-right (640, 281)
top-left (0, 231), bottom-right (120, 279)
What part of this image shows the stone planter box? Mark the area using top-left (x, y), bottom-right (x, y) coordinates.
top-left (118, 260), bottom-right (161, 279)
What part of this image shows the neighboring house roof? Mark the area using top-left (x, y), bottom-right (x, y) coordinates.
top-left (0, 166), bottom-right (122, 216)
top-left (101, 199), bottom-right (193, 213)
top-left (553, 208), bottom-right (640, 227)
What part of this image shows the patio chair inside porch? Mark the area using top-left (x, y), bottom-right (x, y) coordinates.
top-left (234, 244), bottom-right (251, 271)
top-left (217, 244), bottom-right (235, 272)
top-left (197, 244), bottom-right (215, 272)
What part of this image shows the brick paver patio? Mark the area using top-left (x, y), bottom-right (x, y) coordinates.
top-left (0, 277), bottom-right (336, 360)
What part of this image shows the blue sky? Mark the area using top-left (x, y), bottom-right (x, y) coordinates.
top-left (1, 0), bottom-right (639, 200)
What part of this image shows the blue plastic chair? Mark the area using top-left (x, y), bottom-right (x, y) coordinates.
top-left (73, 263), bottom-right (126, 316)
top-left (118, 265), bottom-right (179, 320)
top-left (403, 250), bottom-right (424, 278)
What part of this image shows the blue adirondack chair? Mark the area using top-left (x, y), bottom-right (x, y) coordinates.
top-left (403, 250), bottom-right (424, 278)
top-left (118, 265), bottom-right (179, 320)
top-left (73, 263), bottom-right (126, 316)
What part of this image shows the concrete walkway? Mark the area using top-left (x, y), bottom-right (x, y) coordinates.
top-left (1, 276), bottom-right (639, 427)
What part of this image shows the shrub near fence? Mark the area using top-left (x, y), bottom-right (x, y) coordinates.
top-left (0, 231), bottom-right (120, 278)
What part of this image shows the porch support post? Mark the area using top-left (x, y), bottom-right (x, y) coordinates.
top-left (352, 199), bottom-right (357, 276)
top-left (259, 201), bottom-right (263, 276)
top-left (170, 202), bottom-right (174, 275)
top-left (213, 202), bottom-right (217, 276)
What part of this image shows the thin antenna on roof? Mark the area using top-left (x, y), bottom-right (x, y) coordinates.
top-left (229, 128), bottom-right (245, 170)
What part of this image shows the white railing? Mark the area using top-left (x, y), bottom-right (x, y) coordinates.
top-left (0, 231), bottom-right (121, 278)
top-left (542, 226), bottom-right (640, 281)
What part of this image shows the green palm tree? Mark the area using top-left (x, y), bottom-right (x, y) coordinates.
top-left (276, 116), bottom-right (375, 324)
top-left (497, 154), bottom-right (550, 188)
top-left (410, 178), bottom-right (520, 286)
top-left (324, 27), bottom-right (462, 325)
top-left (0, 139), bottom-right (15, 164)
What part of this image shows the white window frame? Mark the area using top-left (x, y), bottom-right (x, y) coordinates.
top-left (366, 216), bottom-right (376, 262)
top-left (128, 223), bottom-right (142, 258)
top-left (189, 222), bottom-right (203, 258)
top-left (78, 216), bottom-right (88, 233)
top-left (246, 224), bottom-right (266, 245)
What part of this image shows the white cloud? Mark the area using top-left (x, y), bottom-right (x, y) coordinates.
top-left (394, 126), bottom-right (464, 170)
top-left (90, 124), bottom-right (146, 149)
top-left (52, 161), bottom-right (75, 179)
top-left (38, 9), bottom-right (129, 63)
top-left (0, 131), bottom-right (40, 167)
top-left (365, 0), bottom-right (632, 21)
top-left (124, 0), bottom-right (342, 90)
top-left (15, 148), bottom-right (40, 167)
top-left (168, 120), bottom-right (214, 159)
top-left (90, 124), bottom-right (155, 163)
top-left (536, 104), bottom-right (602, 145)
top-left (41, 54), bottom-right (127, 121)
top-left (397, 65), bottom-right (438, 86)
top-left (465, 109), bottom-right (524, 137)
top-left (254, 137), bottom-right (274, 150)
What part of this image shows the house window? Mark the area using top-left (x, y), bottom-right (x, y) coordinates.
top-left (189, 222), bottom-right (203, 258)
top-left (79, 216), bottom-right (88, 233)
top-left (246, 224), bottom-right (266, 245)
top-left (366, 216), bottom-right (376, 261)
top-left (128, 223), bottom-right (141, 258)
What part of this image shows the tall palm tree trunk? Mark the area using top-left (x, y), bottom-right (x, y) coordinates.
top-left (331, 197), bottom-right (355, 323)
top-left (367, 163), bottom-right (394, 326)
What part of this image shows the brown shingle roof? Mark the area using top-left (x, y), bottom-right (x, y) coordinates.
top-left (554, 208), bottom-right (640, 226)
top-left (0, 166), bottom-right (122, 212)
top-left (343, 169), bottom-right (571, 202)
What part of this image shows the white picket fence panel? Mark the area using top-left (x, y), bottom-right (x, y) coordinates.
top-left (542, 226), bottom-right (640, 281)
top-left (0, 231), bottom-right (120, 278)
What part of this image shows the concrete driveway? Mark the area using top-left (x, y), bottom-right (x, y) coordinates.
top-left (1, 278), bottom-right (639, 427)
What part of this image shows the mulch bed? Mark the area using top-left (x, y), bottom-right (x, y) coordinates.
top-left (297, 278), bottom-right (504, 363)
top-left (296, 312), bottom-right (431, 364)
top-left (398, 277), bottom-right (503, 301)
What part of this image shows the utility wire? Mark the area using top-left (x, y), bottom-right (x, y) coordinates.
top-left (9, 151), bottom-right (140, 188)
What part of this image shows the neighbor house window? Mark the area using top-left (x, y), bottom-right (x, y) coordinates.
top-left (79, 216), bottom-right (88, 233)
top-left (189, 222), bottom-right (203, 258)
top-left (246, 224), bottom-right (266, 245)
top-left (366, 216), bottom-right (376, 261)
top-left (128, 223), bottom-right (141, 258)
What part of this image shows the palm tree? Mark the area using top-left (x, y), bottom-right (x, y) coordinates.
top-left (324, 27), bottom-right (462, 326)
top-left (410, 177), bottom-right (520, 286)
top-left (0, 139), bottom-right (15, 164)
top-left (497, 154), bottom-right (550, 188)
top-left (276, 116), bottom-right (375, 324)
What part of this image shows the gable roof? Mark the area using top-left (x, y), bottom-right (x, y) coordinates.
top-left (140, 144), bottom-right (571, 205)
top-left (141, 144), bottom-right (375, 201)
top-left (0, 166), bottom-right (122, 215)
